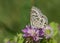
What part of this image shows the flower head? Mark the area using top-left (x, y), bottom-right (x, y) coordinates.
top-left (22, 25), bottom-right (44, 41)
top-left (44, 25), bottom-right (53, 39)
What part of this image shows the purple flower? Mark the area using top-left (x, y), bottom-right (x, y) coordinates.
top-left (22, 25), bottom-right (44, 41)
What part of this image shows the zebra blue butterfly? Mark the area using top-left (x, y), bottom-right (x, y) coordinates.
top-left (30, 6), bottom-right (48, 29)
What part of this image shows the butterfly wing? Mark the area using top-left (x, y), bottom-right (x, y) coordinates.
top-left (30, 6), bottom-right (48, 29)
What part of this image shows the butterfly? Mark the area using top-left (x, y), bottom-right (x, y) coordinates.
top-left (24, 6), bottom-right (48, 43)
top-left (30, 6), bottom-right (48, 29)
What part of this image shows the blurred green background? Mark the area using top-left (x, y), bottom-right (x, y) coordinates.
top-left (0, 0), bottom-right (60, 43)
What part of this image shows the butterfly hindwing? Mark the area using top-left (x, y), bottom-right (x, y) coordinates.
top-left (30, 6), bottom-right (48, 29)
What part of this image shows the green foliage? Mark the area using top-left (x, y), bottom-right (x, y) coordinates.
top-left (41, 37), bottom-right (57, 43)
top-left (4, 33), bottom-right (24, 43)
top-left (0, 0), bottom-right (32, 43)
top-left (49, 22), bottom-right (58, 37)
top-left (48, 39), bottom-right (57, 43)
top-left (17, 33), bottom-right (24, 43)
top-left (40, 38), bottom-right (47, 43)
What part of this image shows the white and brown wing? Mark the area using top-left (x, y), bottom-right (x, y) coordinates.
top-left (30, 6), bottom-right (48, 29)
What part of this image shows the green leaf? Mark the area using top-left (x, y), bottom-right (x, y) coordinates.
top-left (17, 33), bottom-right (24, 43)
top-left (49, 22), bottom-right (58, 37)
top-left (49, 39), bottom-right (57, 43)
